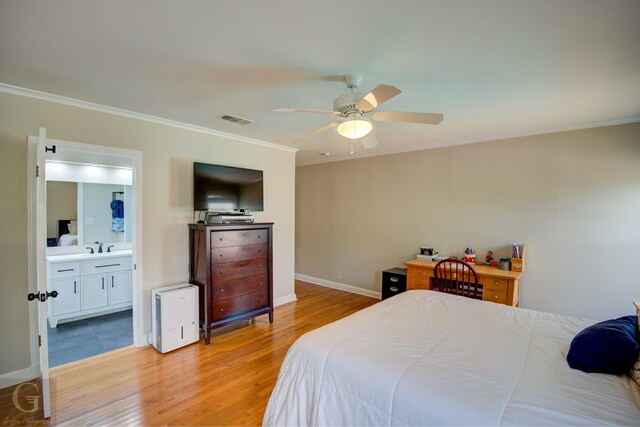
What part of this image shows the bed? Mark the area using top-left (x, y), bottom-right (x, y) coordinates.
top-left (263, 290), bottom-right (640, 426)
top-left (57, 219), bottom-right (78, 246)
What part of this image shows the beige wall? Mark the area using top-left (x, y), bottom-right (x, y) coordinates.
top-left (0, 91), bottom-right (296, 376)
top-left (296, 123), bottom-right (640, 320)
top-left (46, 181), bottom-right (77, 239)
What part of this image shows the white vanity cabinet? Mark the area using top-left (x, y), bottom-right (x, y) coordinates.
top-left (47, 252), bottom-right (132, 327)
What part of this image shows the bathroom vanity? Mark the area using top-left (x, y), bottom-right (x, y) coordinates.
top-left (46, 250), bottom-right (132, 327)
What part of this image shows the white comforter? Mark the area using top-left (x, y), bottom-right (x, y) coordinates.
top-left (264, 290), bottom-right (640, 426)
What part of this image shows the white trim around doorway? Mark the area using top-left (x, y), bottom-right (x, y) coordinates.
top-left (27, 136), bottom-right (145, 373)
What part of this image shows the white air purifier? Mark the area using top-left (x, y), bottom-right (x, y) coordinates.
top-left (151, 284), bottom-right (199, 353)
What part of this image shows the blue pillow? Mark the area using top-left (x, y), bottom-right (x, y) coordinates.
top-left (567, 315), bottom-right (640, 375)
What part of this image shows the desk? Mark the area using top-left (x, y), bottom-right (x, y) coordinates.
top-left (405, 259), bottom-right (524, 307)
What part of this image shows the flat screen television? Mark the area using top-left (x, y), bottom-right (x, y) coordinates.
top-left (193, 162), bottom-right (263, 212)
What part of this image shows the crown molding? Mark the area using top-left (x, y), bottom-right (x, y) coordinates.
top-left (0, 82), bottom-right (298, 154)
top-left (296, 116), bottom-right (640, 166)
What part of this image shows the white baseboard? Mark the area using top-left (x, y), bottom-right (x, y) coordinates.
top-left (295, 274), bottom-right (381, 300)
top-left (274, 293), bottom-right (297, 307)
top-left (0, 365), bottom-right (40, 389)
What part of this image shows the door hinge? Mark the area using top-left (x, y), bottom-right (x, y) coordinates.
top-left (38, 335), bottom-right (42, 347)
top-left (36, 165), bottom-right (39, 177)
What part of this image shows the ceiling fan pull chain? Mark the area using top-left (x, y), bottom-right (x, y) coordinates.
top-left (350, 139), bottom-right (355, 155)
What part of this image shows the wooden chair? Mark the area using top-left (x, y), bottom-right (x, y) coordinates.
top-left (433, 258), bottom-right (482, 300)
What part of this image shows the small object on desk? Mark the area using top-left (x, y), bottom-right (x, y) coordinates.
top-left (485, 250), bottom-right (494, 265)
top-left (420, 247), bottom-right (435, 256)
top-left (498, 258), bottom-right (511, 271)
top-left (463, 247), bottom-right (476, 264)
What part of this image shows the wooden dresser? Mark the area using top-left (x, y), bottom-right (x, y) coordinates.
top-left (189, 223), bottom-right (273, 344)
top-left (405, 259), bottom-right (523, 307)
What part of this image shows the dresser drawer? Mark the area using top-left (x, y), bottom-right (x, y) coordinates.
top-left (213, 274), bottom-right (268, 300)
top-left (484, 277), bottom-right (509, 292)
top-left (212, 290), bottom-right (268, 321)
top-left (51, 262), bottom-right (80, 279)
top-left (409, 277), bottom-right (430, 290)
top-left (82, 257), bottom-right (132, 275)
top-left (211, 229), bottom-right (268, 248)
top-left (212, 258), bottom-right (267, 281)
top-left (211, 244), bottom-right (267, 263)
top-left (483, 289), bottom-right (507, 304)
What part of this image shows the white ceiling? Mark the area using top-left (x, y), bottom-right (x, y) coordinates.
top-left (1, 0), bottom-right (639, 165)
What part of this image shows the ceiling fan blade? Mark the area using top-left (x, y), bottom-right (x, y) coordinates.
top-left (356, 84), bottom-right (401, 112)
top-left (275, 108), bottom-right (341, 116)
top-left (360, 132), bottom-right (379, 149)
top-left (299, 121), bottom-right (340, 142)
top-left (372, 111), bottom-right (444, 124)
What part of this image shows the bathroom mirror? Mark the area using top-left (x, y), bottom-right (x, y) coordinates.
top-left (47, 181), bottom-right (133, 247)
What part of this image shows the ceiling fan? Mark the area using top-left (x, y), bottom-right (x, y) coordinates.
top-left (275, 75), bottom-right (443, 153)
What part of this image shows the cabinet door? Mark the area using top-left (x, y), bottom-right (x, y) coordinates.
top-left (108, 270), bottom-right (132, 305)
top-left (82, 274), bottom-right (109, 310)
top-left (50, 277), bottom-right (81, 315)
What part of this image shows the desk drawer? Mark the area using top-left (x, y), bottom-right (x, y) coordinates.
top-left (409, 277), bottom-right (430, 290)
top-left (484, 277), bottom-right (509, 292)
top-left (483, 289), bottom-right (507, 304)
top-left (412, 267), bottom-right (432, 278)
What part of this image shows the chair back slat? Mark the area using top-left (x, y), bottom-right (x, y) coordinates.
top-left (433, 258), bottom-right (481, 300)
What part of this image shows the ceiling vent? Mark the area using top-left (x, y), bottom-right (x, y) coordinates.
top-left (218, 114), bottom-right (253, 125)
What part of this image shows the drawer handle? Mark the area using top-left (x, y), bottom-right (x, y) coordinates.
top-left (219, 238), bottom-right (223, 241)
top-left (218, 271), bottom-right (223, 275)
top-left (74, 281), bottom-right (77, 294)
top-left (219, 254), bottom-right (223, 257)
top-left (102, 277), bottom-right (105, 289)
top-left (390, 277), bottom-right (399, 283)
top-left (258, 281), bottom-right (262, 285)
top-left (219, 289), bottom-right (224, 293)
top-left (257, 265), bottom-right (262, 269)
top-left (95, 264), bottom-right (120, 268)
top-left (112, 276), bottom-right (115, 288)
top-left (220, 308), bottom-right (224, 312)
top-left (390, 286), bottom-right (398, 292)
top-left (57, 268), bottom-right (75, 272)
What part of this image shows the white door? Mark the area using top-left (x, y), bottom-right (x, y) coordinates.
top-left (81, 275), bottom-right (109, 310)
top-left (108, 271), bottom-right (132, 305)
top-left (35, 128), bottom-right (51, 418)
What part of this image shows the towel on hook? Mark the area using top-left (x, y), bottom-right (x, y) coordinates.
top-left (110, 199), bottom-right (124, 232)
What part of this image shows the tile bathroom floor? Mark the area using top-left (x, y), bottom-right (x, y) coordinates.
top-left (48, 309), bottom-right (133, 367)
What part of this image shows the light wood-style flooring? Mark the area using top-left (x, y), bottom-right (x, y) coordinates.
top-left (0, 281), bottom-right (377, 426)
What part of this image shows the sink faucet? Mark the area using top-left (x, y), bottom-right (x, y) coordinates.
top-left (86, 246), bottom-right (94, 254)
top-left (95, 241), bottom-right (104, 253)
top-left (107, 245), bottom-right (114, 253)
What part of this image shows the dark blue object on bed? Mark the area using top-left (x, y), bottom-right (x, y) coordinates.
top-left (567, 315), bottom-right (640, 375)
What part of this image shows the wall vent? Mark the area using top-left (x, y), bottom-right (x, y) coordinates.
top-left (218, 114), bottom-right (253, 125)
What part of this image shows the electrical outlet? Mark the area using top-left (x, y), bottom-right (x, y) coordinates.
top-left (336, 270), bottom-right (342, 279)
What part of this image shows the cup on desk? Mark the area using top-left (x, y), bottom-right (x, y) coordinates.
top-left (420, 247), bottom-right (435, 256)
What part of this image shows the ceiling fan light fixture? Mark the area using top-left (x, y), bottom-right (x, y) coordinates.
top-left (337, 119), bottom-right (372, 140)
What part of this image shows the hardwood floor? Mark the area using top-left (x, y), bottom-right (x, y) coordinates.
top-left (0, 281), bottom-right (377, 426)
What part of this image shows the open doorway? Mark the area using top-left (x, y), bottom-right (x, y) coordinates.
top-left (28, 134), bottom-right (144, 405)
